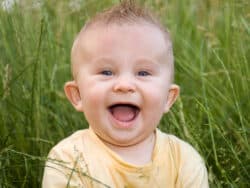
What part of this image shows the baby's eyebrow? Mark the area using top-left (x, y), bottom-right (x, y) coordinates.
top-left (92, 57), bottom-right (116, 65)
top-left (134, 58), bottom-right (159, 64)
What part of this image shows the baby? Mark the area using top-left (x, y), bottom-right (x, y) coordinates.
top-left (42, 1), bottom-right (209, 187)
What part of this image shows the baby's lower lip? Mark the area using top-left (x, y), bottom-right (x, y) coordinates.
top-left (109, 114), bottom-right (138, 129)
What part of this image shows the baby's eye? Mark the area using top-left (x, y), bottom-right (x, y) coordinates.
top-left (137, 71), bottom-right (151, 76)
top-left (100, 70), bottom-right (113, 76)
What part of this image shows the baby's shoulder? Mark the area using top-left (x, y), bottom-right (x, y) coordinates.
top-left (157, 129), bottom-right (204, 163)
top-left (47, 129), bottom-right (90, 160)
top-left (157, 129), bottom-right (208, 186)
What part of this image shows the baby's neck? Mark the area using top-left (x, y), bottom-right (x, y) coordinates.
top-left (104, 132), bottom-right (156, 166)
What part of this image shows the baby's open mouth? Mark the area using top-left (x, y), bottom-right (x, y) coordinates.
top-left (108, 104), bottom-right (140, 122)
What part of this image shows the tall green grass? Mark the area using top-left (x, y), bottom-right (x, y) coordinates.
top-left (0, 0), bottom-right (249, 187)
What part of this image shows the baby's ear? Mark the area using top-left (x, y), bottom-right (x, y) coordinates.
top-left (64, 81), bottom-right (83, 112)
top-left (164, 84), bottom-right (180, 113)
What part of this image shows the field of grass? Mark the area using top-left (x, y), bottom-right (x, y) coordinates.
top-left (0, 0), bottom-right (249, 187)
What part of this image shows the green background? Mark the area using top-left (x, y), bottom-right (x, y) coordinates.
top-left (0, 0), bottom-right (249, 187)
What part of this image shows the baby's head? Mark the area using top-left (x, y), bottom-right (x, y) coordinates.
top-left (71, 1), bottom-right (175, 82)
top-left (65, 0), bottom-right (179, 147)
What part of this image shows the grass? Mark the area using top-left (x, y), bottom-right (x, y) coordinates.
top-left (0, 0), bottom-right (249, 187)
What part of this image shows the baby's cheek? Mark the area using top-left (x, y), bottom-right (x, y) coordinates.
top-left (147, 90), bottom-right (167, 111)
top-left (85, 91), bottom-right (101, 105)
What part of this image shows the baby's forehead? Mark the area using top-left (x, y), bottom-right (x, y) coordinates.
top-left (74, 22), bottom-right (171, 54)
top-left (71, 22), bottom-right (174, 79)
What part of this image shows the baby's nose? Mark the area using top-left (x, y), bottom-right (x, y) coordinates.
top-left (112, 76), bottom-right (136, 93)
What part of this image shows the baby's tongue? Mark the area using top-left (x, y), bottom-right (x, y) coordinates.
top-left (111, 105), bottom-right (137, 122)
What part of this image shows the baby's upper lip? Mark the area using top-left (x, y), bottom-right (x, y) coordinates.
top-left (107, 102), bottom-right (140, 110)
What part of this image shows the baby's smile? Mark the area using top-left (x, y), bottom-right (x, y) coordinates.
top-left (108, 103), bottom-right (140, 127)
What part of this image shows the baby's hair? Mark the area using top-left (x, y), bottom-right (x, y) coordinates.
top-left (82, 0), bottom-right (170, 40)
top-left (72, 0), bottom-right (174, 82)
top-left (85, 0), bottom-right (163, 28)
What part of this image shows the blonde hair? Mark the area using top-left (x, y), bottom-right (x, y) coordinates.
top-left (86, 1), bottom-right (163, 28)
top-left (72, 0), bottom-right (174, 81)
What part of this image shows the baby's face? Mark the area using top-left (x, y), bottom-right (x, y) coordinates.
top-left (68, 23), bottom-right (177, 146)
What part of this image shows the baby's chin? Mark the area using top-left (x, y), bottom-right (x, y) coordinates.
top-left (95, 129), bottom-right (151, 148)
top-left (100, 133), bottom-right (141, 147)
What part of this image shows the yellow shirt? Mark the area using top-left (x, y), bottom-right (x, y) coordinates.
top-left (42, 129), bottom-right (208, 188)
